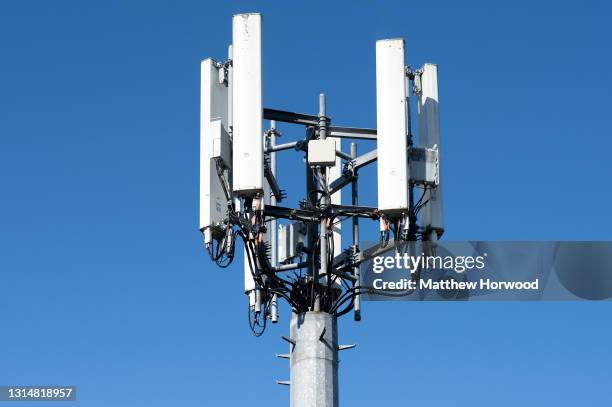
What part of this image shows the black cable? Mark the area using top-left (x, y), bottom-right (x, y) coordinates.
top-left (247, 300), bottom-right (267, 337)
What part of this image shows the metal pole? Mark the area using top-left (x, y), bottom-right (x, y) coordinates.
top-left (305, 127), bottom-right (316, 295)
top-left (290, 312), bottom-right (339, 407)
top-left (270, 120), bottom-right (279, 323)
top-left (350, 143), bottom-right (361, 321)
top-left (316, 93), bottom-right (328, 312)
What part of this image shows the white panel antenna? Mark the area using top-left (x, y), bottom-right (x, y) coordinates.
top-left (376, 39), bottom-right (409, 216)
top-left (417, 63), bottom-right (444, 236)
top-left (227, 45), bottom-right (233, 132)
top-left (244, 245), bottom-right (256, 306)
top-left (200, 58), bottom-right (230, 244)
top-left (232, 13), bottom-right (264, 196)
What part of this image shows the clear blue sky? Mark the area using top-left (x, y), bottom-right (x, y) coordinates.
top-left (1, 1), bottom-right (611, 406)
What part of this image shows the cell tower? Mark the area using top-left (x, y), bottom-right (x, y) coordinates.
top-left (200, 13), bottom-right (443, 407)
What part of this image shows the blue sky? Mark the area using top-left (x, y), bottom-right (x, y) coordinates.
top-left (1, 1), bottom-right (611, 406)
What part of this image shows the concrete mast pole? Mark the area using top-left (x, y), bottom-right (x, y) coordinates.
top-left (289, 312), bottom-right (339, 407)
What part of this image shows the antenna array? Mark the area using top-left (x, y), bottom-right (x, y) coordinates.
top-left (200, 13), bottom-right (444, 407)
